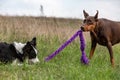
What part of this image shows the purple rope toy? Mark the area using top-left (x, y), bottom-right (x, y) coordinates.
top-left (45, 30), bottom-right (89, 64)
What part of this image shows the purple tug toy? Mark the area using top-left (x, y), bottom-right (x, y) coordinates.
top-left (45, 30), bottom-right (89, 64)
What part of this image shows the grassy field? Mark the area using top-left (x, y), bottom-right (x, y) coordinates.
top-left (0, 16), bottom-right (120, 80)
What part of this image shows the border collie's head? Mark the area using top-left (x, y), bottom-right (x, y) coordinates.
top-left (14, 37), bottom-right (39, 64)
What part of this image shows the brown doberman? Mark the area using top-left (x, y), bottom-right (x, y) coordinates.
top-left (81, 10), bottom-right (120, 67)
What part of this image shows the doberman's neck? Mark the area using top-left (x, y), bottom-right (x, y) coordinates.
top-left (91, 22), bottom-right (99, 41)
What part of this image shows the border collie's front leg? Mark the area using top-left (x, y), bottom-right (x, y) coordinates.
top-left (89, 40), bottom-right (97, 59)
top-left (107, 41), bottom-right (114, 67)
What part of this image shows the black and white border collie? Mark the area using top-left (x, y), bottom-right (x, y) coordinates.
top-left (0, 37), bottom-right (39, 64)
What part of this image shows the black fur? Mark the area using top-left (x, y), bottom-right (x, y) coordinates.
top-left (0, 42), bottom-right (23, 63)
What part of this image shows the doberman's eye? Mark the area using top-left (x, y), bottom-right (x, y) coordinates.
top-left (83, 19), bottom-right (86, 23)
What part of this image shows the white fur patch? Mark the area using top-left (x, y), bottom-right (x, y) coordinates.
top-left (12, 59), bottom-right (23, 66)
top-left (13, 42), bottom-right (26, 54)
top-left (32, 45), bottom-right (38, 54)
top-left (12, 59), bottom-right (18, 65)
top-left (28, 57), bottom-right (39, 64)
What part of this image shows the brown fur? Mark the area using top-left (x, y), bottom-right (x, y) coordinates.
top-left (81, 10), bottom-right (120, 67)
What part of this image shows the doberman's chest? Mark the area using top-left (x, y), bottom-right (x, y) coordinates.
top-left (91, 31), bottom-right (108, 46)
top-left (96, 36), bottom-right (107, 46)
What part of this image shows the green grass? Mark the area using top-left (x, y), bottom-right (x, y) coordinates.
top-left (0, 36), bottom-right (120, 80)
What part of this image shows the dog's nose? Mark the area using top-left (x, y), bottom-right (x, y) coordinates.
top-left (81, 26), bottom-right (84, 31)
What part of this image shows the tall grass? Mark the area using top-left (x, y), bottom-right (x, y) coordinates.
top-left (0, 15), bottom-right (120, 80)
top-left (0, 16), bottom-right (83, 42)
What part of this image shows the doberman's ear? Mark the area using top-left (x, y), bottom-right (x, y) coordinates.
top-left (83, 10), bottom-right (89, 18)
top-left (94, 10), bottom-right (99, 21)
top-left (30, 37), bottom-right (36, 47)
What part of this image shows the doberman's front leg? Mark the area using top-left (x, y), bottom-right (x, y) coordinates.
top-left (89, 40), bottom-right (97, 59)
top-left (107, 41), bottom-right (114, 67)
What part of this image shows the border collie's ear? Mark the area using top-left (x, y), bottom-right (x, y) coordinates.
top-left (26, 42), bottom-right (31, 47)
top-left (23, 42), bottom-right (32, 54)
top-left (30, 37), bottom-right (36, 47)
top-left (25, 42), bottom-right (32, 50)
top-left (83, 10), bottom-right (89, 18)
